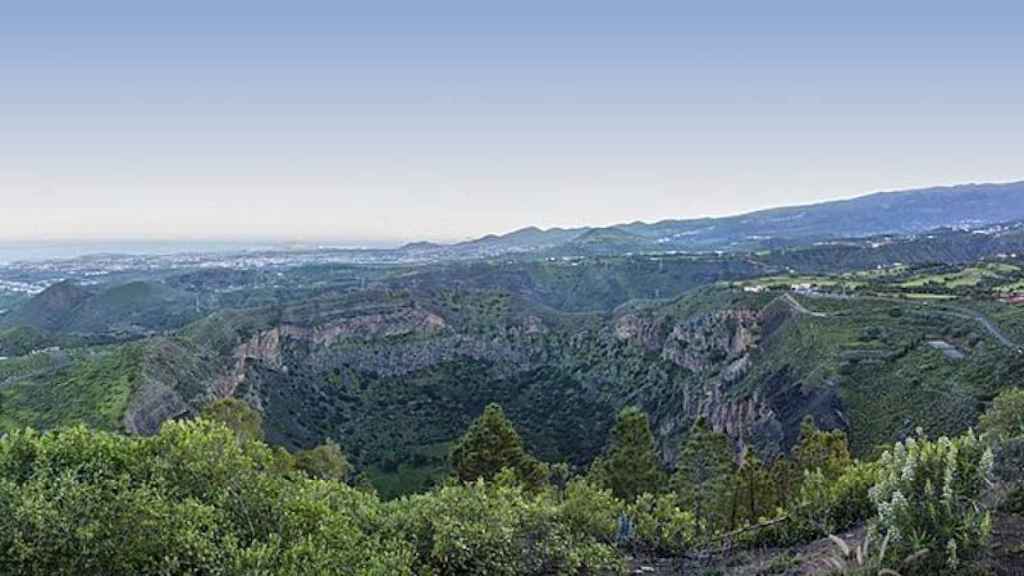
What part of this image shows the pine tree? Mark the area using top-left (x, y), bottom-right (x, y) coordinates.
top-left (671, 418), bottom-right (735, 541)
top-left (730, 451), bottom-right (774, 528)
top-left (592, 406), bottom-right (666, 502)
top-left (768, 456), bottom-right (800, 510)
top-left (449, 403), bottom-right (548, 490)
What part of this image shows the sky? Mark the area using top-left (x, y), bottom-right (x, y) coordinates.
top-left (1, 1), bottom-right (1022, 245)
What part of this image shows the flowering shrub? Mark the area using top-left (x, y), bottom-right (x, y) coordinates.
top-left (869, 430), bottom-right (994, 574)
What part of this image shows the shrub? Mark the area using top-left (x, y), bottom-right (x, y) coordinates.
top-left (625, 492), bottom-right (696, 556)
top-left (558, 478), bottom-right (622, 544)
top-left (386, 478), bottom-right (624, 576)
top-left (0, 423), bottom-right (414, 576)
top-left (294, 440), bottom-right (351, 481)
top-left (200, 397), bottom-right (264, 443)
top-left (793, 460), bottom-right (879, 537)
top-left (793, 416), bottom-right (853, 483)
top-left (980, 387), bottom-right (1024, 441)
top-left (869, 430), bottom-right (994, 574)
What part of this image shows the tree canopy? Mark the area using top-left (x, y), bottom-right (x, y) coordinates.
top-left (671, 418), bottom-right (735, 540)
top-left (449, 403), bottom-right (548, 490)
top-left (591, 407), bottom-right (666, 502)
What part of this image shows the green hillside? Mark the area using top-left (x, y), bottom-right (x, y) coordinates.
top-left (1, 280), bottom-right (203, 336)
top-left (0, 346), bottom-right (141, 432)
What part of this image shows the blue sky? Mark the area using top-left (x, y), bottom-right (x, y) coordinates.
top-left (1, 1), bottom-right (1022, 244)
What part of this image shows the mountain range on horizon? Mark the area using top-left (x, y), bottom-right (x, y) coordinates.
top-left (403, 180), bottom-right (1024, 258)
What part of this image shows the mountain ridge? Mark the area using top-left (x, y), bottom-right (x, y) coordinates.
top-left (436, 180), bottom-right (1024, 257)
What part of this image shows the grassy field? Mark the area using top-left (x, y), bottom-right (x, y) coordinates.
top-left (995, 279), bottom-right (1024, 293)
top-left (734, 265), bottom-right (916, 292)
top-left (900, 263), bottom-right (1020, 289)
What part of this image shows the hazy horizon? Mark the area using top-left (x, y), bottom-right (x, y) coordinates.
top-left (1, 178), bottom-right (1022, 249)
top-left (3, 1), bottom-right (1023, 243)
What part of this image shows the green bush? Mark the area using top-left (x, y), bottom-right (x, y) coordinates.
top-left (0, 423), bottom-right (413, 576)
top-left (558, 478), bottom-right (622, 544)
top-left (792, 460), bottom-right (878, 537)
top-left (625, 492), bottom-right (696, 556)
top-left (386, 477), bottom-right (624, 576)
top-left (294, 440), bottom-right (351, 481)
top-left (0, 421), bottom-right (630, 576)
top-left (869, 430), bottom-right (994, 574)
top-left (200, 397), bottom-right (264, 443)
top-left (980, 387), bottom-right (1024, 441)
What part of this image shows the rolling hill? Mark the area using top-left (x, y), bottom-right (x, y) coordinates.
top-left (0, 280), bottom-right (202, 336)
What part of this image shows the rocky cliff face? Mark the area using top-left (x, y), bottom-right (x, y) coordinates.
top-left (612, 306), bottom-right (790, 461)
top-left (659, 310), bottom-right (759, 373)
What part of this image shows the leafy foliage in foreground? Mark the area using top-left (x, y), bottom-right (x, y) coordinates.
top-left (0, 420), bottom-right (624, 576)
top-left (0, 398), bottom-right (1014, 575)
top-left (0, 421), bottom-right (409, 575)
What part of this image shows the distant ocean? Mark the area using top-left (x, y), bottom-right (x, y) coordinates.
top-left (0, 241), bottom-right (279, 264)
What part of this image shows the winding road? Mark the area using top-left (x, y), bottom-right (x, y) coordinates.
top-left (783, 291), bottom-right (1022, 352)
top-left (928, 304), bottom-right (1019, 350)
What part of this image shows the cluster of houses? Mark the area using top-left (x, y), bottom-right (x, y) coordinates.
top-left (743, 282), bottom-right (819, 295)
